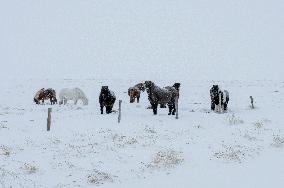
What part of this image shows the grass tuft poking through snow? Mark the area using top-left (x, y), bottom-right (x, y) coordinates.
top-left (0, 145), bottom-right (10, 156)
top-left (213, 145), bottom-right (260, 163)
top-left (21, 163), bottom-right (39, 174)
top-left (87, 170), bottom-right (114, 185)
top-left (227, 114), bottom-right (244, 125)
top-left (254, 121), bottom-right (264, 129)
top-left (149, 149), bottom-right (184, 169)
top-left (271, 134), bottom-right (284, 148)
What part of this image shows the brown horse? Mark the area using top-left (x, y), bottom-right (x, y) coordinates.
top-left (128, 83), bottom-right (145, 103)
top-left (34, 88), bottom-right (57, 105)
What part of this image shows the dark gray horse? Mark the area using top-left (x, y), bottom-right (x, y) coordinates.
top-left (145, 81), bottom-right (179, 115)
top-left (210, 85), bottom-right (229, 112)
top-left (128, 83), bottom-right (145, 103)
top-left (147, 82), bottom-right (181, 109)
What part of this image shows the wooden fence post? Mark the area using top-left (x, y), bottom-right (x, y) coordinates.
top-left (175, 97), bottom-right (179, 119)
top-left (118, 100), bottom-right (122, 123)
top-left (47, 108), bottom-right (52, 131)
top-left (250, 96), bottom-right (254, 109)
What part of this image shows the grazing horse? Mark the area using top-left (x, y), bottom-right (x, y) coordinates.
top-left (99, 86), bottom-right (116, 114)
top-left (145, 81), bottom-right (178, 115)
top-left (34, 88), bottom-right (57, 105)
top-left (210, 85), bottom-right (229, 112)
top-left (59, 88), bottom-right (88, 105)
top-left (128, 83), bottom-right (145, 103)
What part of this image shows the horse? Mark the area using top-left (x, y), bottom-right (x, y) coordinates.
top-left (210, 85), bottom-right (229, 112)
top-left (128, 83), bottom-right (145, 103)
top-left (147, 82), bottom-right (180, 109)
top-left (59, 88), bottom-right (88, 105)
top-left (34, 88), bottom-right (57, 105)
top-left (145, 81), bottom-right (178, 115)
top-left (99, 86), bottom-right (116, 114)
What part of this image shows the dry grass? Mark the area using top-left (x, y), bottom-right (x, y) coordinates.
top-left (271, 134), bottom-right (284, 148)
top-left (112, 134), bottom-right (138, 148)
top-left (0, 145), bottom-right (10, 156)
top-left (214, 145), bottom-right (259, 163)
top-left (227, 114), bottom-right (244, 125)
top-left (87, 170), bottom-right (114, 185)
top-left (254, 121), bottom-right (264, 129)
top-left (149, 149), bottom-right (184, 169)
top-left (21, 163), bottom-right (38, 174)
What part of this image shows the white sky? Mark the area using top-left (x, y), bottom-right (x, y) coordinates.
top-left (1, 0), bottom-right (283, 80)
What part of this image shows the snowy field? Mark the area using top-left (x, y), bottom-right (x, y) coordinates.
top-left (1, 0), bottom-right (284, 187)
top-left (1, 78), bottom-right (284, 187)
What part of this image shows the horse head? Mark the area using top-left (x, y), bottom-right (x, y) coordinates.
top-left (173, 83), bottom-right (181, 90)
top-left (144, 81), bottom-right (154, 89)
top-left (137, 83), bottom-right (145, 92)
top-left (34, 97), bottom-right (40, 104)
top-left (100, 86), bottom-right (110, 99)
top-left (128, 88), bottom-right (136, 103)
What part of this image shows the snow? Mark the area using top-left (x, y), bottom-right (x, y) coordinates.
top-left (1, 0), bottom-right (284, 187)
top-left (1, 0), bottom-right (283, 80)
top-left (1, 79), bottom-right (284, 187)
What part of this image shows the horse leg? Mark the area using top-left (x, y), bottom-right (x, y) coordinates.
top-left (74, 99), bottom-right (78, 105)
top-left (106, 106), bottom-right (110, 114)
top-left (110, 105), bottom-right (114, 113)
top-left (100, 105), bottom-right (104, 114)
top-left (137, 96), bottom-right (140, 103)
top-left (168, 103), bottom-right (173, 115)
top-left (211, 101), bottom-right (215, 110)
top-left (152, 103), bottom-right (158, 115)
top-left (172, 103), bottom-right (176, 115)
top-left (224, 103), bottom-right (227, 111)
top-left (168, 102), bottom-right (176, 115)
top-left (106, 106), bottom-right (112, 114)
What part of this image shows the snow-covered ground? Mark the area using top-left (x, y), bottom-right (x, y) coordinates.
top-left (1, 78), bottom-right (284, 187)
top-left (1, 0), bottom-right (284, 187)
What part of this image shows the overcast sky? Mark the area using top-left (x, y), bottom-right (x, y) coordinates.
top-left (1, 0), bottom-right (283, 80)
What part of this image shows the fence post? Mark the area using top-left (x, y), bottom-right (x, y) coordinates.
top-left (118, 100), bottom-right (122, 123)
top-left (250, 96), bottom-right (254, 109)
top-left (175, 97), bottom-right (179, 119)
top-left (47, 108), bottom-right (52, 131)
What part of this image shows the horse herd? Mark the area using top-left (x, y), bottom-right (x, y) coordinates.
top-left (33, 82), bottom-right (229, 115)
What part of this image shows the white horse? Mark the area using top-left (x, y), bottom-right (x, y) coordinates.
top-left (59, 88), bottom-right (88, 105)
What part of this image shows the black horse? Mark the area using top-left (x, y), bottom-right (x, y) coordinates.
top-left (145, 81), bottom-right (179, 115)
top-left (99, 86), bottom-right (116, 114)
top-left (210, 85), bottom-right (229, 112)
